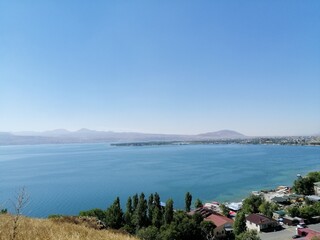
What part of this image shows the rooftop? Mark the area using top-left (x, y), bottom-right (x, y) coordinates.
top-left (306, 195), bottom-right (320, 202)
top-left (314, 182), bottom-right (320, 187)
top-left (226, 202), bottom-right (242, 211)
top-left (205, 213), bottom-right (234, 228)
top-left (271, 196), bottom-right (289, 203)
top-left (246, 213), bottom-right (277, 225)
top-left (274, 210), bottom-right (286, 216)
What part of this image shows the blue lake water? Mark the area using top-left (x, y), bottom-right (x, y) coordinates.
top-left (0, 143), bottom-right (319, 217)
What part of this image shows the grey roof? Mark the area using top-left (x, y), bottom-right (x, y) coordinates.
top-left (274, 210), bottom-right (286, 216)
top-left (271, 196), bottom-right (289, 203)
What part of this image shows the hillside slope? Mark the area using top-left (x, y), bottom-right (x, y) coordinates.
top-left (0, 215), bottom-right (138, 240)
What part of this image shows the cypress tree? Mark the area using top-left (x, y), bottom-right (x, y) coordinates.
top-left (132, 192), bottom-right (148, 230)
top-left (147, 193), bottom-right (154, 224)
top-left (185, 192), bottom-right (192, 212)
top-left (132, 193), bottom-right (139, 212)
top-left (124, 196), bottom-right (133, 225)
top-left (164, 198), bottom-right (174, 225)
top-left (152, 205), bottom-right (163, 228)
top-left (154, 192), bottom-right (161, 208)
top-left (152, 192), bottom-right (163, 228)
top-left (105, 197), bottom-right (123, 229)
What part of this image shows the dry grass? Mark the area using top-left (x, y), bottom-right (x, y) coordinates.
top-left (0, 214), bottom-right (139, 240)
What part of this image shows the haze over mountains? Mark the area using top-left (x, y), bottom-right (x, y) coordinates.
top-left (0, 129), bottom-right (247, 145)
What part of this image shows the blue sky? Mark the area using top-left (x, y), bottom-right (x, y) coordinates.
top-left (0, 1), bottom-right (319, 136)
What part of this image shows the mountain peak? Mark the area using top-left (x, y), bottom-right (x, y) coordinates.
top-left (197, 130), bottom-right (246, 139)
top-left (76, 128), bottom-right (94, 133)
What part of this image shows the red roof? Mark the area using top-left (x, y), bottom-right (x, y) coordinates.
top-left (246, 213), bottom-right (277, 225)
top-left (205, 213), bottom-right (234, 228)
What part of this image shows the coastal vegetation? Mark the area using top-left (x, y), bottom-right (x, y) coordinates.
top-left (293, 171), bottom-right (320, 195)
top-left (287, 202), bottom-right (320, 220)
top-left (78, 192), bottom-right (216, 240)
top-left (235, 230), bottom-right (260, 240)
top-left (283, 171), bottom-right (320, 222)
top-left (241, 195), bottom-right (278, 218)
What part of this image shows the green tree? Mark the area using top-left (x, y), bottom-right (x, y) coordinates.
top-left (124, 196), bottom-right (133, 223)
top-left (105, 197), bottom-right (123, 229)
top-left (293, 177), bottom-right (314, 195)
top-left (164, 199), bottom-right (174, 225)
top-left (185, 192), bottom-right (192, 212)
top-left (79, 208), bottom-right (106, 222)
top-left (132, 192), bottom-right (148, 230)
top-left (132, 194), bottom-right (139, 212)
top-left (258, 201), bottom-right (277, 218)
top-left (158, 224), bottom-right (179, 240)
top-left (152, 192), bottom-right (163, 228)
top-left (236, 230), bottom-right (261, 240)
top-left (233, 211), bottom-right (247, 236)
top-left (147, 193), bottom-right (154, 224)
top-left (137, 226), bottom-right (160, 240)
top-left (200, 220), bottom-right (216, 240)
top-left (0, 208), bottom-right (7, 214)
top-left (307, 171), bottom-right (320, 182)
top-left (299, 205), bottom-right (316, 219)
top-left (242, 195), bottom-right (263, 214)
top-left (152, 205), bottom-right (163, 228)
top-left (163, 210), bottom-right (203, 240)
top-left (194, 198), bottom-right (203, 208)
top-left (154, 192), bottom-right (161, 208)
top-left (220, 204), bottom-right (229, 216)
top-left (287, 205), bottom-right (300, 217)
top-left (314, 202), bottom-right (320, 215)
top-left (123, 196), bottom-right (134, 233)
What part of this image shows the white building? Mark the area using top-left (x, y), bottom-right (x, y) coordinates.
top-left (246, 213), bottom-right (278, 232)
top-left (314, 182), bottom-right (320, 196)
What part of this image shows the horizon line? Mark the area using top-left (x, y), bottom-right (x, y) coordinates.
top-left (2, 128), bottom-right (319, 138)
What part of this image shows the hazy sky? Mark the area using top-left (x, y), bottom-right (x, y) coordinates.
top-left (1, 1), bottom-right (319, 136)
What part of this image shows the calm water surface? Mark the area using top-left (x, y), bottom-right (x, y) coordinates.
top-left (0, 143), bottom-right (319, 217)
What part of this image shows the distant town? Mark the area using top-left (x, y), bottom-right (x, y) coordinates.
top-left (112, 136), bottom-right (320, 147)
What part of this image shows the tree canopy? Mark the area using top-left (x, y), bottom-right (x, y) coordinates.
top-left (233, 211), bottom-right (247, 236)
top-left (79, 192), bottom-right (217, 240)
top-left (236, 230), bottom-right (261, 240)
top-left (185, 192), bottom-right (192, 212)
top-left (293, 171), bottom-right (320, 195)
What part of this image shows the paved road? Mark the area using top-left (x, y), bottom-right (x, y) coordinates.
top-left (259, 223), bottom-right (320, 240)
top-left (259, 226), bottom-right (297, 240)
top-left (309, 223), bottom-right (320, 232)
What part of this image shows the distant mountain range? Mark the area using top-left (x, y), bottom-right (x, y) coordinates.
top-left (0, 129), bottom-right (247, 145)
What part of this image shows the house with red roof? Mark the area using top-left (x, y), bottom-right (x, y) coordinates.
top-left (205, 213), bottom-right (234, 239)
top-left (246, 213), bottom-right (278, 232)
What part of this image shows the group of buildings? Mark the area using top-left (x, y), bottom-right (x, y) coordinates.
top-left (189, 182), bottom-right (320, 239)
top-left (190, 204), bottom-right (280, 239)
